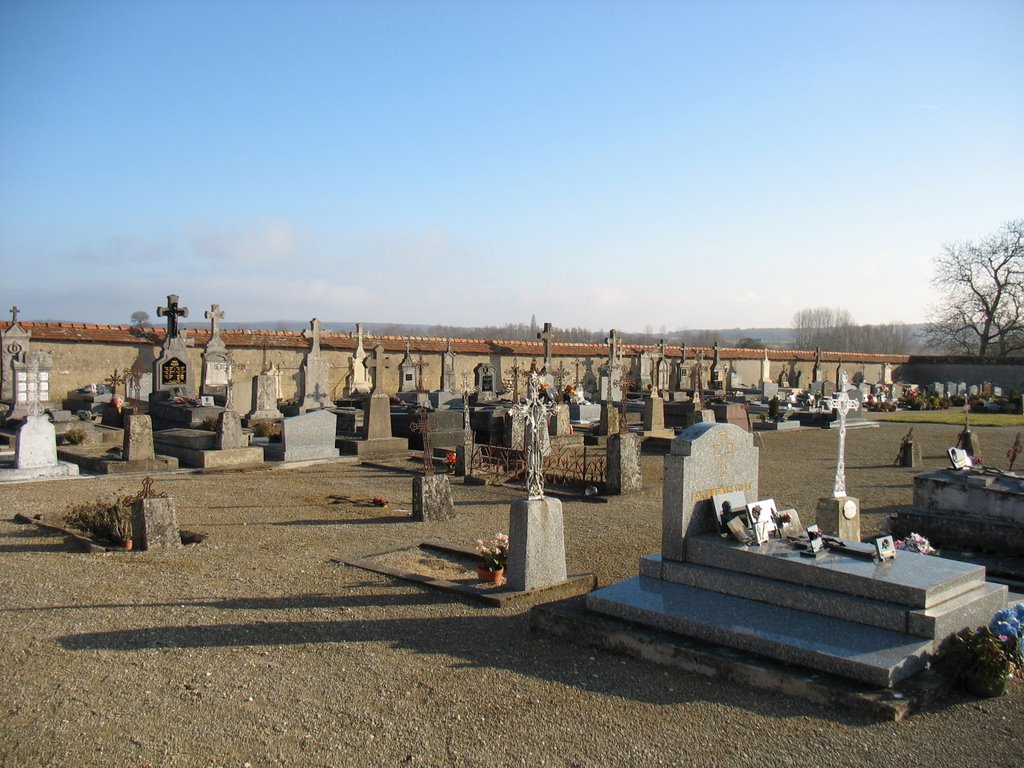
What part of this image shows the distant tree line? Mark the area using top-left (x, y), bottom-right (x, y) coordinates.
top-left (791, 307), bottom-right (919, 354)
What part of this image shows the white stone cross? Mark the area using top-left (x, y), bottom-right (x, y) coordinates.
top-left (205, 304), bottom-right (225, 339)
top-left (365, 345), bottom-right (387, 394)
top-left (824, 370), bottom-right (860, 497)
top-left (513, 372), bottom-right (555, 500)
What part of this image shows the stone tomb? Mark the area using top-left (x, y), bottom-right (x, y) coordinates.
top-left (585, 422), bottom-right (1005, 687)
top-left (154, 412), bottom-right (264, 469)
top-left (895, 468), bottom-right (1024, 556)
top-left (58, 414), bottom-right (179, 474)
top-left (1, 412), bottom-right (80, 482)
top-left (337, 346), bottom-right (408, 459)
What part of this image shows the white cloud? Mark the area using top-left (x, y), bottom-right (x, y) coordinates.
top-left (187, 219), bottom-right (306, 264)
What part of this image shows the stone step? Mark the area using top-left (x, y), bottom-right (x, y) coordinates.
top-left (685, 534), bottom-right (986, 609)
top-left (641, 555), bottom-right (1006, 639)
top-left (586, 576), bottom-right (934, 687)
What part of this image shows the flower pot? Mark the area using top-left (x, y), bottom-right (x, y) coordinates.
top-left (123, 539), bottom-right (133, 551)
top-left (476, 565), bottom-right (505, 584)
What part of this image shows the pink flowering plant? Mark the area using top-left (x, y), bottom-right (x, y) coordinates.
top-left (894, 533), bottom-right (936, 555)
top-left (475, 532), bottom-right (509, 572)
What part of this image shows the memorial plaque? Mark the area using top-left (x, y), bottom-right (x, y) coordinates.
top-left (162, 358), bottom-right (187, 386)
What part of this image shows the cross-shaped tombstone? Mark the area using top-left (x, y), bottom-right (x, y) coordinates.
top-left (157, 294), bottom-right (189, 339)
top-left (364, 345), bottom-right (387, 393)
top-left (605, 329), bottom-right (621, 367)
top-left (503, 357), bottom-right (526, 402)
top-left (105, 369), bottom-right (125, 397)
top-left (537, 322), bottom-right (556, 367)
top-left (25, 359), bottom-right (44, 417)
top-left (302, 318), bottom-right (323, 355)
top-left (205, 304), bottom-right (225, 338)
top-left (824, 370), bottom-right (860, 497)
top-left (552, 361), bottom-right (570, 394)
top-left (9, 306), bottom-right (19, 324)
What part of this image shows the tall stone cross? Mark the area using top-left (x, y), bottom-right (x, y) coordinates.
top-left (25, 359), bottom-right (43, 417)
top-left (414, 354), bottom-right (428, 391)
top-left (302, 318), bottom-right (323, 355)
top-left (365, 345), bottom-right (387, 393)
top-left (205, 304), bottom-right (225, 339)
top-left (9, 306), bottom-right (19, 324)
top-left (157, 294), bottom-right (189, 339)
top-left (538, 322), bottom-right (555, 366)
top-left (605, 329), bottom-right (621, 367)
top-left (824, 371), bottom-right (860, 497)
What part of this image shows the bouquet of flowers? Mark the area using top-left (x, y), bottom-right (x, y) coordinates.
top-left (894, 532), bottom-right (935, 555)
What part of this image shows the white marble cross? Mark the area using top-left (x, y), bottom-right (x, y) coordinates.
top-left (205, 304), bottom-right (225, 339)
top-left (824, 370), bottom-right (860, 497)
top-left (302, 318), bottom-right (323, 354)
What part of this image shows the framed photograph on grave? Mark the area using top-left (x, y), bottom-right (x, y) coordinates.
top-left (745, 498), bottom-right (778, 541)
top-left (712, 491), bottom-right (747, 530)
top-left (200, 395), bottom-right (214, 407)
top-left (874, 535), bottom-right (896, 560)
top-left (947, 447), bottom-right (972, 469)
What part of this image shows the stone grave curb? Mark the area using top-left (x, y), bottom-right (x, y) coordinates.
top-left (529, 595), bottom-right (949, 723)
top-left (338, 538), bottom-right (597, 608)
top-left (13, 512), bottom-right (206, 552)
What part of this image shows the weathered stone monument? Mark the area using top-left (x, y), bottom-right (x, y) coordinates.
top-left (1, 360), bottom-right (79, 481)
top-left (507, 372), bottom-right (567, 591)
top-left (131, 481), bottom-right (182, 551)
top-left (474, 362), bottom-right (498, 403)
top-left (153, 294), bottom-right (195, 396)
top-left (598, 329), bottom-right (623, 403)
top-left (347, 323), bottom-right (373, 396)
top-left (247, 344), bottom-right (284, 423)
top-left (337, 345), bottom-right (408, 458)
top-left (200, 304), bottom-right (231, 403)
top-left (410, 408), bottom-right (456, 522)
top-left (299, 318), bottom-right (332, 412)
top-left (263, 409), bottom-right (340, 462)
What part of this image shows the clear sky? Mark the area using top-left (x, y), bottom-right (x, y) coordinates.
top-left (1, 1), bottom-right (1021, 333)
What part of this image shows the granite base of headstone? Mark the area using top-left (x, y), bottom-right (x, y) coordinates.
top-left (131, 496), bottom-right (182, 550)
top-left (898, 441), bottom-right (919, 468)
top-left (264, 410), bottom-right (340, 462)
top-left (606, 433), bottom-right (642, 494)
top-left (507, 496), bottom-right (567, 592)
top-left (124, 414), bottom-right (156, 461)
top-left (568, 403), bottom-right (601, 423)
top-left (595, 403), bottom-right (619, 436)
top-left (0, 415), bottom-right (81, 481)
top-left (549, 404), bottom-right (571, 437)
top-left (411, 474), bottom-right (456, 521)
top-left (215, 411), bottom-right (247, 450)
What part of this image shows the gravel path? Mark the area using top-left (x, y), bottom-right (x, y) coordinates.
top-left (1, 420), bottom-right (1021, 767)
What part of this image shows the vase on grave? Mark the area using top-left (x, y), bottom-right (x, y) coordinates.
top-left (476, 565), bottom-right (505, 584)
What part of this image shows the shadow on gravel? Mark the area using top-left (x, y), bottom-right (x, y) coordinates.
top-left (272, 515), bottom-right (412, 526)
top-left (52, 609), bottom-right (909, 723)
top-left (0, 526), bottom-right (76, 554)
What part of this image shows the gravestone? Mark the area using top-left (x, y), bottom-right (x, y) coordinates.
top-left (9, 350), bottom-right (58, 419)
top-left (549, 403), bottom-right (571, 437)
top-left (215, 410), bottom-right (246, 450)
top-left (299, 318), bottom-right (332, 412)
top-left (2, 362), bottom-right (79, 480)
top-left (131, 496), bottom-right (182, 550)
top-left (123, 414), bottom-right (156, 461)
top-left (1, 306), bottom-right (30, 403)
top-left (945, 382), bottom-right (957, 397)
top-left (440, 339), bottom-right (456, 392)
top-left (762, 382), bottom-right (779, 400)
top-left (411, 474), bottom-right (455, 521)
top-left (474, 362), bottom-right (498, 402)
top-left (537, 322), bottom-right (556, 388)
top-left (248, 373), bottom-right (283, 422)
top-left (598, 329), bottom-right (623, 403)
top-left (152, 294), bottom-right (195, 396)
top-left (264, 409), bottom-right (340, 462)
top-left (607, 433), bottom-right (642, 494)
top-left (660, 422), bottom-right (759, 561)
top-left (399, 343), bottom-right (417, 392)
top-left (337, 345), bottom-right (408, 458)
top-left (201, 304), bottom-right (231, 401)
top-left (348, 323), bottom-right (372, 395)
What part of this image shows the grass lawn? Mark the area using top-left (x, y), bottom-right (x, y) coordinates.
top-left (870, 410), bottom-right (1024, 427)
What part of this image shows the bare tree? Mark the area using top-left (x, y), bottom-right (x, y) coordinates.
top-left (926, 219), bottom-right (1024, 357)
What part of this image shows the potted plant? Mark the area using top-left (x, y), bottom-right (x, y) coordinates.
top-left (939, 625), bottom-right (1022, 698)
top-left (474, 533), bottom-right (509, 584)
top-left (445, 452), bottom-right (457, 474)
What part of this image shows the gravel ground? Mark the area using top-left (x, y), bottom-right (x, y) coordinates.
top-left (1, 419), bottom-right (1021, 767)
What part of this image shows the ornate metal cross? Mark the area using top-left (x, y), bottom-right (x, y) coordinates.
top-left (105, 369), bottom-right (125, 396)
top-left (513, 371), bottom-right (555, 499)
top-left (410, 407), bottom-right (435, 475)
top-left (824, 370), bottom-right (860, 497)
top-left (414, 354), bottom-right (428, 392)
top-left (157, 294), bottom-right (189, 339)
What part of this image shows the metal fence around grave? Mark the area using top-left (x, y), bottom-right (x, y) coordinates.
top-left (468, 442), bottom-right (606, 491)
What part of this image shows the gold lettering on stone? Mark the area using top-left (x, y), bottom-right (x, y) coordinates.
top-left (161, 357), bottom-right (187, 385)
top-left (691, 483), bottom-right (751, 504)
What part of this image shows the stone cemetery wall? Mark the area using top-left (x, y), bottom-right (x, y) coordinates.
top-left (2, 321), bottom-right (911, 408)
top-left (896, 357), bottom-right (1024, 394)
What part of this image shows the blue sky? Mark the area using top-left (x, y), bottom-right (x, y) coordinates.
top-left (2, 1), bottom-right (1021, 332)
